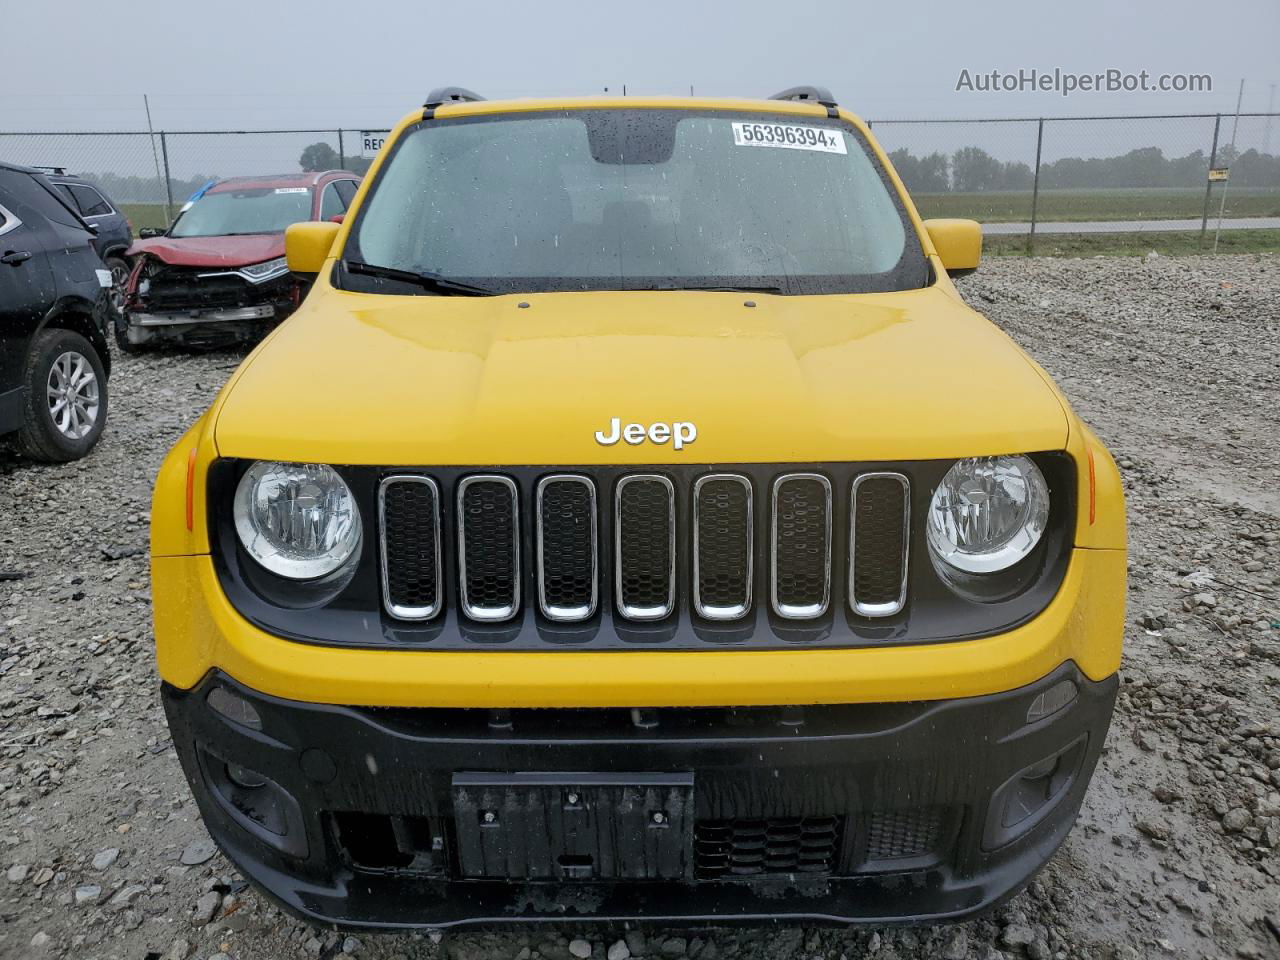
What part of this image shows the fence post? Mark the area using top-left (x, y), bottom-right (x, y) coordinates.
top-left (159, 132), bottom-right (175, 225)
top-left (1027, 118), bottom-right (1045, 256)
top-left (1198, 114), bottom-right (1222, 250)
top-left (338, 129), bottom-right (345, 170)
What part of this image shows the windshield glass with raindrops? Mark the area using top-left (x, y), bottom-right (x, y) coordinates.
top-left (343, 109), bottom-right (928, 295)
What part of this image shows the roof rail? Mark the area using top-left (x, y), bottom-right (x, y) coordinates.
top-left (769, 86), bottom-right (838, 117)
top-left (423, 87), bottom-right (486, 109)
top-left (31, 165), bottom-right (68, 176)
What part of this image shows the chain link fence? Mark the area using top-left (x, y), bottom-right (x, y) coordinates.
top-left (869, 113), bottom-right (1280, 249)
top-left (2, 116), bottom-right (1277, 244)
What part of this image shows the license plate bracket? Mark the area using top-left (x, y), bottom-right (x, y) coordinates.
top-left (452, 772), bottom-right (694, 881)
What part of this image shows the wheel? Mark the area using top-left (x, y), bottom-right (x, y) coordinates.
top-left (104, 255), bottom-right (130, 318)
top-left (15, 328), bottom-right (109, 462)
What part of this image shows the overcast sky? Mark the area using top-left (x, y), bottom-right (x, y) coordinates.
top-left (3, 0), bottom-right (1278, 132)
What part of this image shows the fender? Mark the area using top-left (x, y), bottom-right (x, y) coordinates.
top-left (37, 292), bottom-right (113, 377)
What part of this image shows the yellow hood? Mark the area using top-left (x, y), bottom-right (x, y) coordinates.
top-left (213, 285), bottom-right (1068, 465)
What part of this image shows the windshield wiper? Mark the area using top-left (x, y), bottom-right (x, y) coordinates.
top-left (342, 260), bottom-right (496, 296)
top-left (644, 283), bottom-right (790, 294)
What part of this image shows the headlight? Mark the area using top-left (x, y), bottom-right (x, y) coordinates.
top-left (239, 256), bottom-right (289, 282)
top-left (926, 455), bottom-right (1049, 574)
top-left (233, 462), bottom-right (362, 580)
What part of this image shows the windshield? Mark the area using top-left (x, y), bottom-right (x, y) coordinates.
top-left (170, 186), bottom-right (313, 238)
top-left (343, 109), bottom-right (927, 295)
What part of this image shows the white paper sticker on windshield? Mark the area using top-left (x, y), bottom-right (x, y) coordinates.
top-left (731, 122), bottom-right (847, 154)
top-left (274, 187), bottom-right (308, 194)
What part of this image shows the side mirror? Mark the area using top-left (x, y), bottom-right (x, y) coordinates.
top-left (923, 219), bottom-right (982, 277)
top-left (138, 226), bottom-right (165, 239)
top-left (285, 220), bottom-right (341, 274)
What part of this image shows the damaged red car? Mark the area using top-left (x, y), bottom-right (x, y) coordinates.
top-left (119, 171), bottom-right (360, 350)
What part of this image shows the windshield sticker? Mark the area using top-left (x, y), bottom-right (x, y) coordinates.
top-left (731, 122), bottom-right (847, 154)
top-left (273, 187), bottom-right (309, 194)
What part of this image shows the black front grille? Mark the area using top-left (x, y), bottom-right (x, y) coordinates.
top-left (694, 476), bottom-right (753, 619)
top-left (771, 476), bottom-right (832, 617)
top-left (458, 477), bottom-right (519, 620)
top-left (863, 807), bottom-right (945, 862)
top-left (851, 474), bottom-right (909, 616)
top-left (616, 476), bottom-right (675, 619)
top-left (379, 477), bottom-right (440, 619)
top-left (372, 466), bottom-right (945, 635)
top-left (694, 817), bottom-right (842, 879)
top-left (537, 477), bottom-right (597, 620)
top-left (222, 455), bottom-right (1075, 649)
top-left (332, 812), bottom-right (448, 877)
top-left (140, 265), bottom-right (288, 311)
top-left (331, 804), bottom-right (955, 882)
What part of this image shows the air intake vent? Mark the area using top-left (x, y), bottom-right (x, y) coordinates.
top-left (457, 476), bottom-right (519, 622)
top-left (536, 476), bottom-right (597, 622)
top-left (863, 807), bottom-right (945, 862)
top-left (850, 473), bottom-right (910, 617)
top-left (615, 475), bottom-right (676, 620)
top-left (693, 474), bottom-right (753, 620)
top-left (770, 474), bottom-right (832, 618)
top-left (378, 476), bottom-right (441, 620)
top-left (694, 817), bottom-right (842, 879)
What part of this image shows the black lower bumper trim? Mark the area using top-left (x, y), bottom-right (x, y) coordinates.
top-left (161, 662), bottom-right (1116, 930)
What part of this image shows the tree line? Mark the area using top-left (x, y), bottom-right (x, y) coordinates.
top-left (888, 144), bottom-right (1280, 194)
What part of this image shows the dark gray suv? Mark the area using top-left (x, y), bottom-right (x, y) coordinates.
top-left (0, 161), bottom-right (113, 461)
top-left (47, 172), bottom-right (133, 315)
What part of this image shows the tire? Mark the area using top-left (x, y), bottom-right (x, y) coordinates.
top-left (104, 255), bottom-right (130, 319)
top-left (15, 329), bottom-right (109, 463)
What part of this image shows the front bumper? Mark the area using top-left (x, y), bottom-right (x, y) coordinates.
top-left (163, 662), bottom-right (1117, 929)
top-left (130, 304), bottom-right (276, 326)
top-left (123, 266), bottom-right (297, 346)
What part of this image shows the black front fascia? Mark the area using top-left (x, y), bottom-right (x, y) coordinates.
top-left (162, 662), bottom-right (1117, 929)
top-left (207, 454), bottom-right (1075, 652)
top-left (138, 265), bottom-right (295, 314)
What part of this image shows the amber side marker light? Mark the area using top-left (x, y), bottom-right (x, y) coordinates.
top-left (185, 448), bottom-right (198, 531)
top-left (1087, 447), bottom-right (1097, 526)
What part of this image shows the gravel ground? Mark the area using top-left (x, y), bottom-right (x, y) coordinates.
top-left (1, 253), bottom-right (1278, 960)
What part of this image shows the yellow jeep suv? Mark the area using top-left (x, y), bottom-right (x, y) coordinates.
top-left (151, 86), bottom-right (1125, 929)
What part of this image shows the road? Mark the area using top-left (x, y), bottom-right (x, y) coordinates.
top-left (984, 216), bottom-right (1280, 235)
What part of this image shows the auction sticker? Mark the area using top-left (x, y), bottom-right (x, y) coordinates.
top-left (731, 122), bottom-right (846, 154)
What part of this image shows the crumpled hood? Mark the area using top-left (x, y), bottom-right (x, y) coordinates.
top-left (127, 233), bottom-right (284, 268)
top-left (214, 286), bottom-right (1069, 465)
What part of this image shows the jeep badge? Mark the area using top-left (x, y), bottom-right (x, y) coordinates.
top-left (594, 418), bottom-right (697, 450)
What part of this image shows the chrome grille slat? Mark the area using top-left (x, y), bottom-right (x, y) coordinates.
top-left (692, 474), bottom-right (753, 621)
top-left (850, 472), bottom-right (910, 618)
top-left (770, 473), bottom-right (832, 619)
top-left (457, 475), bottom-right (520, 622)
top-left (536, 475), bottom-right (598, 622)
top-left (378, 475), bottom-right (442, 621)
top-left (615, 475), bottom-right (676, 621)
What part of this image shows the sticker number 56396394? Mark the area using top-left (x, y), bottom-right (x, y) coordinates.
top-left (731, 122), bottom-right (847, 154)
